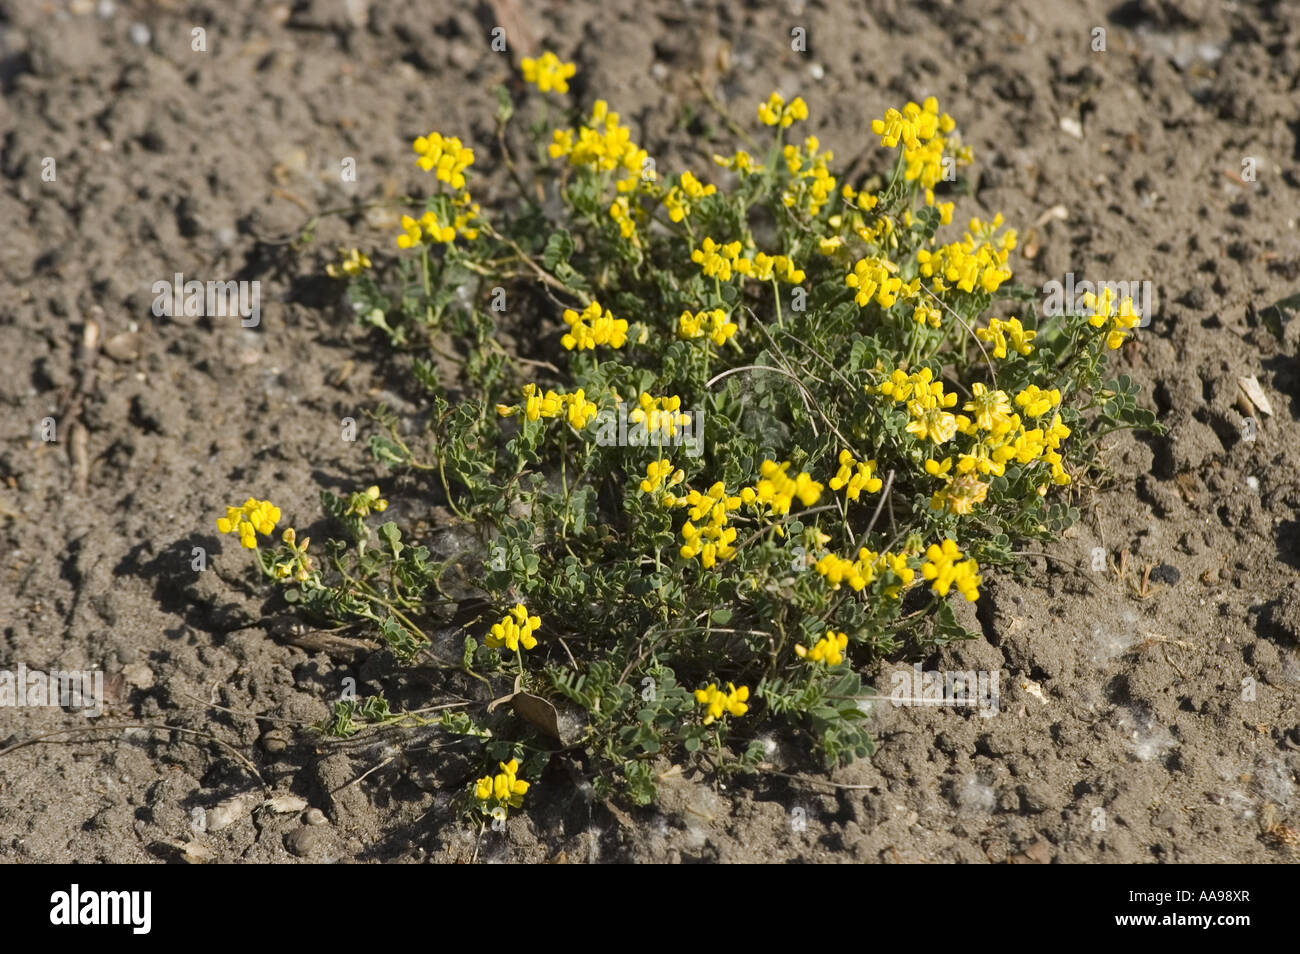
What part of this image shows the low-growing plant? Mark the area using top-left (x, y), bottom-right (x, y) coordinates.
top-left (216, 55), bottom-right (1158, 813)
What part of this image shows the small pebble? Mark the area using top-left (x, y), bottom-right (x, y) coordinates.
top-left (207, 795), bottom-right (251, 832)
top-left (179, 840), bottom-right (214, 864)
top-left (287, 825), bottom-right (328, 858)
top-left (128, 22), bottom-right (150, 46)
top-left (305, 807), bottom-right (327, 826)
top-left (265, 794), bottom-right (309, 814)
top-left (1149, 563), bottom-right (1181, 585)
top-left (122, 661), bottom-right (153, 688)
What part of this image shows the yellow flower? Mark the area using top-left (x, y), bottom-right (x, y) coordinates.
top-left (343, 485), bottom-right (388, 517)
top-left (411, 132), bottom-right (474, 190)
top-left (474, 758), bottom-right (530, 811)
top-left (694, 682), bottom-right (750, 725)
top-left (846, 256), bottom-right (904, 307)
top-left (640, 459), bottom-right (685, 496)
top-left (677, 481), bottom-right (741, 569)
top-left (742, 459), bottom-right (823, 517)
top-left (915, 215), bottom-right (1015, 296)
top-left (677, 308), bottom-right (738, 346)
top-left (963, 383), bottom-right (1013, 432)
top-left (690, 236), bottom-right (744, 281)
top-left (325, 247), bottom-right (371, 278)
top-left (394, 207), bottom-right (475, 249)
top-left (828, 449), bottom-right (883, 501)
top-left (629, 393), bottom-right (691, 438)
top-left (548, 100), bottom-right (648, 187)
top-left (609, 195), bottom-right (640, 243)
top-left (929, 473), bottom-right (990, 516)
top-left (795, 630), bottom-right (849, 666)
top-left (780, 136), bottom-right (837, 216)
top-left (757, 92), bottom-right (808, 128)
top-left (815, 547), bottom-right (915, 595)
top-left (1082, 293), bottom-right (1142, 349)
top-left (975, 316), bottom-right (1034, 358)
top-left (920, 539), bottom-right (981, 601)
top-left (520, 51), bottom-right (576, 93)
top-left (561, 300), bottom-right (628, 350)
top-left (1014, 385), bottom-right (1060, 419)
top-left (713, 150), bottom-right (756, 174)
top-left (870, 97), bottom-right (953, 150)
top-left (497, 384), bottom-right (598, 430)
top-left (272, 527), bottom-right (314, 582)
top-left (485, 604), bottom-right (541, 653)
top-left (215, 498), bottom-right (281, 549)
top-left (664, 171), bottom-right (716, 223)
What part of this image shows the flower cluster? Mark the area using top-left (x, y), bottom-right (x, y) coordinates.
top-left (920, 539), bottom-right (981, 601)
top-left (326, 247), bottom-right (371, 278)
top-left (216, 498), bottom-right (281, 549)
top-left (475, 758), bottom-right (530, 812)
top-left (271, 527), bottom-right (315, 583)
top-left (678, 307), bottom-right (738, 346)
top-left (1083, 288), bottom-right (1142, 350)
top-left (740, 459), bottom-right (823, 517)
top-left (412, 132), bottom-right (474, 189)
top-left (691, 237), bottom-right (744, 280)
top-left (928, 472), bottom-right (991, 516)
top-left (926, 383), bottom-right (1072, 494)
top-left (815, 547), bottom-right (915, 595)
top-left (870, 97), bottom-right (966, 206)
top-left (712, 150), bottom-right (757, 174)
top-left (639, 459), bottom-right (685, 499)
top-left (664, 171), bottom-right (716, 223)
top-left (497, 383), bottom-right (599, 429)
top-left (549, 100), bottom-right (648, 188)
top-left (691, 238), bottom-right (805, 283)
top-left (757, 91), bottom-right (808, 128)
top-left (781, 136), bottom-right (836, 216)
top-left (916, 215), bottom-right (1016, 295)
top-left (276, 65), bottom-right (1161, 810)
top-left (344, 485), bottom-right (389, 517)
top-left (795, 630), bottom-right (849, 666)
top-left (628, 393), bottom-right (690, 438)
top-left (396, 203), bottom-right (478, 248)
top-left (828, 450), bottom-right (883, 501)
top-left (1014, 384), bottom-right (1060, 419)
top-left (677, 482), bottom-right (742, 568)
top-left (561, 299), bottom-right (629, 351)
top-left (695, 682), bottom-right (750, 724)
top-left (608, 195), bottom-right (641, 243)
top-left (876, 367), bottom-right (961, 445)
top-left (486, 604), bottom-right (542, 653)
top-left (871, 98), bottom-right (954, 150)
top-left (976, 316), bottom-right (1035, 358)
top-left (847, 255), bottom-right (910, 308)
top-left (520, 51), bottom-right (576, 94)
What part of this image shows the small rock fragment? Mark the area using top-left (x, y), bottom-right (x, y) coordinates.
top-left (206, 794), bottom-right (252, 832)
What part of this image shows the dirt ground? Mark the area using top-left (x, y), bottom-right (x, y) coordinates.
top-left (2, 0), bottom-right (1299, 863)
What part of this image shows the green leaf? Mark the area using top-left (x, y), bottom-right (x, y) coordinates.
top-left (378, 521), bottom-right (403, 558)
top-left (543, 229), bottom-right (575, 271)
